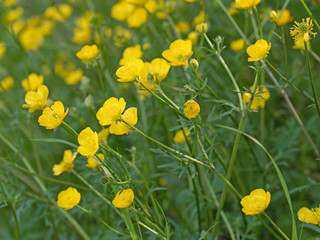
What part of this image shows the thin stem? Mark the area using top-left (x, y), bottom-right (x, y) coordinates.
top-left (262, 213), bottom-right (290, 240)
top-left (254, 7), bottom-right (263, 39)
top-left (96, 65), bottom-right (106, 101)
top-left (61, 121), bottom-right (78, 139)
top-left (304, 41), bottom-right (320, 120)
top-left (77, 205), bottom-right (128, 236)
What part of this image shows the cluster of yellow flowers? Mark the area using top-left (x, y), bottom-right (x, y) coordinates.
top-left (243, 86), bottom-right (270, 111)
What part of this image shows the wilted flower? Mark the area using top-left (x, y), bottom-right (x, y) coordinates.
top-left (23, 85), bottom-right (49, 113)
top-left (53, 150), bottom-right (77, 176)
top-left (38, 101), bottom-right (68, 129)
top-left (162, 39), bottom-right (193, 66)
top-left (246, 39), bottom-right (271, 62)
top-left (57, 187), bottom-right (81, 210)
top-left (112, 189), bottom-right (134, 208)
top-left (78, 127), bottom-right (99, 157)
top-left (240, 188), bottom-right (271, 215)
top-left (184, 100), bottom-right (200, 119)
top-left (290, 17), bottom-right (317, 42)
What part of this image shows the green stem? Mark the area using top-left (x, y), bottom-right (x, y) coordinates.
top-left (77, 205), bottom-right (127, 236)
top-left (96, 65), bottom-right (106, 101)
top-left (254, 7), bottom-right (263, 39)
top-left (121, 209), bottom-right (139, 240)
top-left (304, 41), bottom-right (320, 120)
top-left (262, 213), bottom-right (290, 240)
top-left (61, 121), bottom-right (78, 139)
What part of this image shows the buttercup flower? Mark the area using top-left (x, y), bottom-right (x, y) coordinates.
top-left (187, 31), bottom-right (199, 46)
top-left (23, 85), bottom-right (49, 113)
top-left (246, 39), bottom-right (271, 62)
top-left (269, 9), bottom-right (293, 26)
top-left (78, 127), bottom-right (99, 157)
top-left (162, 39), bottom-right (193, 66)
top-left (175, 21), bottom-right (190, 35)
top-left (38, 101), bottom-right (68, 129)
top-left (109, 107), bottom-right (138, 135)
top-left (112, 189), bottom-right (134, 208)
top-left (86, 153), bottom-right (104, 168)
top-left (0, 76), bottom-right (14, 92)
top-left (116, 58), bottom-right (144, 82)
top-left (230, 38), bottom-right (246, 52)
top-left (44, 3), bottom-right (73, 23)
top-left (195, 23), bottom-right (208, 34)
top-left (96, 97), bottom-right (138, 135)
top-left (96, 97), bottom-right (126, 126)
top-left (192, 10), bottom-right (205, 26)
top-left (0, 41), bottom-right (6, 58)
top-left (57, 187), bottom-right (81, 210)
top-left (98, 128), bottom-right (109, 143)
top-left (72, 12), bottom-right (92, 45)
top-left (76, 44), bottom-right (99, 64)
top-left (184, 100), bottom-right (200, 119)
top-left (290, 17), bottom-right (317, 42)
top-left (240, 188), bottom-right (271, 215)
top-left (21, 73), bottom-right (44, 91)
top-left (297, 206), bottom-right (320, 225)
top-left (243, 86), bottom-right (270, 111)
top-left (119, 45), bottom-right (143, 66)
top-left (173, 128), bottom-right (191, 144)
top-left (53, 150), bottom-right (77, 176)
top-left (235, 0), bottom-right (261, 9)
top-left (127, 7), bottom-right (147, 28)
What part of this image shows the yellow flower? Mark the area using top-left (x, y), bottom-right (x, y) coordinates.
top-left (195, 23), bottom-right (208, 34)
top-left (53, 150), bottom-right (77, 176)
top-left (72, 12), bottom-right (92, 45)
top-left (76, 44), bottom-right (99, 63)
top-left (184, 100), bottom-right (200, 119)
top-left (0, 76), bottom-right (14, 92)
top-left (187, 31), bottom-right (199, 46)
top-left (21, 73), bottom-right (44, 91)
top-left (96, 97), bottom-right (126, 126)
top-left (0, 41), bottom-right (6, 58)
top-left (23, 85), bottom-right (49, 113)
top-left (269, 9), bottom-right (293, 26)
top-left (111, 1), bottom-right (135, 22)
top-left (98, 128), bottom-right (109, 143)
top-left (162, 39), bottom-right (193, 66)
top-left (192, 10), bottom-right (205, 26)
top-left (57, 187), bottom-right (81, 210)
top-left (290, 17), bottom-right (317, 42)
top-left (127, 7), bottom-right (147, 28)
top-left (246, 39), bottom-right (271, 62)
top-left (243, 86), bottom-right (270, 111)
top-left (293, 38), bottom-right (306, 50)
top-left (19, 25), bottom-right (45, 52)
top-left (64, 69), bottom-right (83, 85)
top-left (228, 2), bottom-right (240, 15)
top-left (297, 207), bottom-right (320, 225)
top-left (146, 58), bottom-right (171, 82)
top-left (173, 128), bottom-right (191, 144)
top-left (3, 0), bottom-right (17, 7)
top-left (119, 45), bottom-right (143, 66)
top-left (112, 189), bottom-right (134, 208)
top-left (185, 0), bottom-right (201, 2)
top-left (175, 21), bottom-right (190, 35)
top-left (113, 26), bottom-right (132, 47)
top-left (86, 153), bottom-right (104, 168)
top-left (109, 107), bottom-right (138, 135)
top-left (4, 6), bottom-right (23, 23)
top-left (44, 3), bottom-right (73, 22)
top-left (77, 127), bottom-right (99, 157)
top-left (38, 101), bottom-right (68, 129)
top-left (116, 58), bottom-right (144, 82)
top-left (230, 38), bottom-right (246, 52)
top-left (235, 0), bottom-right (261, 9)
top-left (240, 188), bottom-right (271, 215)
top-left (126, 0), bottom-right (148, 5)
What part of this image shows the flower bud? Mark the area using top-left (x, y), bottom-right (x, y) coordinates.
top-left (189, 59), bottom-right (199, 71)
top-left (196, 23), bottom-right (208, 34)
